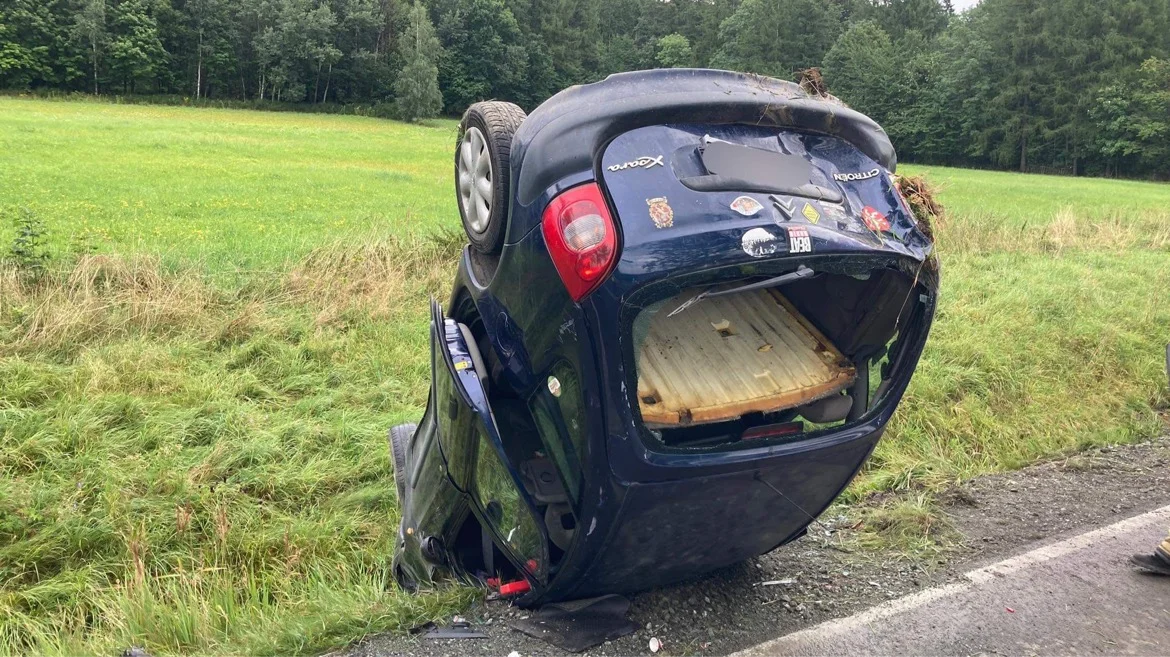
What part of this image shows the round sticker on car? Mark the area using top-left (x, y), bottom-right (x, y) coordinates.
top-left (742, 227), bottom-right (783, 257)
top-left (730, 196), bottom-right (763, 216)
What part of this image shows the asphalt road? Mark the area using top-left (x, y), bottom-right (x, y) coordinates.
top-left (737, 504), bottom-right (1170, 656)
top-left (351, 438), bottom-right (1170, 657)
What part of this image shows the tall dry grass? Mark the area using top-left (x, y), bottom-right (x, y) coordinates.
top-left (286, 231), bottom-right (463, 325)
top-left (931, 207), bottom-right (1170, 256)
top-left (2, 233), bottom-right (462, 354)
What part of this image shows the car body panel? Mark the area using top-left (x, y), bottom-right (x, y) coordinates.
top-left (563, 429), bottom-right (881, 598)
top-left (506, 68), bottom-right (897, 220)
top-left (396, 302), bottom-right (550, 591)
top-left (601, 124), bottom-right (931, 286)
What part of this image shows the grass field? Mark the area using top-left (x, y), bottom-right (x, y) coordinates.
top-left (0, 99), bottom-right (458, 272)
top-left (2, 98), bottom-right (1169, 655)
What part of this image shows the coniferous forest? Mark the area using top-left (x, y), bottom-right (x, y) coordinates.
top-left (1, 0), bottom-right (1168, 177)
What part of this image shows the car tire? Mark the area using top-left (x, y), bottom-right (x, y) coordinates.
top-left (456, 101), bottom-right (526, 254)
top-left (389, 423), bottom-right (416, 503)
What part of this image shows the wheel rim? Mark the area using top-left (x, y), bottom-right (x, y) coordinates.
top-left (458, 126), bottom-right (493, 234)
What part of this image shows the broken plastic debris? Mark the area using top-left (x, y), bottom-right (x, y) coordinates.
top-left (499, 579), bottom-right (531, 596)
top-left (649, 637), bottom-right (662, 653)
top-left (421, 621), bottom-right (488, 640)
top-left (758, 579), bottom-right (796, 586)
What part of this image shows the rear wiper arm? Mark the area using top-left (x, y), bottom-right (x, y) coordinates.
top-left (666, 266), bottom-right (815, 318)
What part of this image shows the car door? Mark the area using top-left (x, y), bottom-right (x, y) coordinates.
top-left (428, 298), bottom-right (549, 586)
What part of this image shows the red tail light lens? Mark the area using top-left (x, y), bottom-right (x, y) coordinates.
top-left (741, 422), bottom-right (804, 441)
top-left (541, 183), bottom-right (618, 301)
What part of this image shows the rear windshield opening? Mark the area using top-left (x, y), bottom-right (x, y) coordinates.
top-left (631, 266), bottom-right (920, 450)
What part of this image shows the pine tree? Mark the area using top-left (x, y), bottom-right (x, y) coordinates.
top-left (432, 0), bottom-right (527, 110)
top-left (107, 0), bottom-right (166, 93)
top-left (394, 1), bottom-right (441, 121)
top-left (711, 0), bottom-right (844, 78)
top-left (0, 0), bottom-right (73, 88)
top-left (860, 0), bottom-right (951, 42)
top-left (1092, 58), bottom-right (1170, 177)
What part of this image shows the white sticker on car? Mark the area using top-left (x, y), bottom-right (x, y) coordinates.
top-left (788, 226), bottom-right (812, 253)
top-left (730, 196), bottom-right (764, 216)
top-left (742, 227), bottom-right (783, 257)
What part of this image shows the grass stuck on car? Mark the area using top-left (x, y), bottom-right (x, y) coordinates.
top-left (391, 68), bottom-right (938, 605)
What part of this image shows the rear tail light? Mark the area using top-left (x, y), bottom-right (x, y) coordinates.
top-left (541, 183), bottom-right (618, 302)
top-left (741, 422), bottom-right (804, 441)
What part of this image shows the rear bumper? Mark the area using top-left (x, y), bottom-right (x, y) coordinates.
top-left (554, 425), bottom-right (883, 600)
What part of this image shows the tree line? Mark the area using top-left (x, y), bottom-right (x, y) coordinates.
top-left (1, 0), bottom-right (1168, 177)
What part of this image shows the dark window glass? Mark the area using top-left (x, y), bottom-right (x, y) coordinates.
top-left (473, 425), bottom-right (545, 580)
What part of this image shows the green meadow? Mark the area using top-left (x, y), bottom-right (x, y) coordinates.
top-left (0, 99), bottom-right (460, 271)
top-left (1, 98), bottom-right (1168, 655)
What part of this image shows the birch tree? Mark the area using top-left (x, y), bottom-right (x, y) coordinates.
top-left (72, 0), bottom-right (106, 93)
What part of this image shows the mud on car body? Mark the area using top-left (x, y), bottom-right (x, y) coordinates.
top-left (391, 68), bottom-right (938, 605)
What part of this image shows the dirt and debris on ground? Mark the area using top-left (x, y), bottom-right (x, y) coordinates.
top-left (346, 437), bottom-right (1170, 657)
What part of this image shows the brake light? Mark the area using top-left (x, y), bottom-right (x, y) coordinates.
top-left (541, 183), bottom-right (618, 301)
top-left (742, 422), bottom-right (804, 441)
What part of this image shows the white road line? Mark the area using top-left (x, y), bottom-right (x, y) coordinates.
top-left (733, 503), bottom-right (1170, 656)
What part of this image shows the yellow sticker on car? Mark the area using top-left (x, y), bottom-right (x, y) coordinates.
top-left (801, 202), bottom-right (820, 224)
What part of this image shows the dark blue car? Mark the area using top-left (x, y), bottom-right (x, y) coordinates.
top-left (390, 69), bottom-right (938, 606)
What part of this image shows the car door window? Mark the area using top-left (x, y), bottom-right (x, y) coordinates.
top-left (473, 425), bottom-right (544, 579)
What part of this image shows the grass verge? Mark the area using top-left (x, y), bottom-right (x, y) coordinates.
top-left (0, 236), bottom-right (476, 656)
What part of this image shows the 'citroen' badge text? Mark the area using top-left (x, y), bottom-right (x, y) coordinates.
top-left (833, 168), bottom-right (881, 182)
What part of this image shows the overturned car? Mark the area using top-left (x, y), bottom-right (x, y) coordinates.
top-left (390, 69), bottom-right (938, 606)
